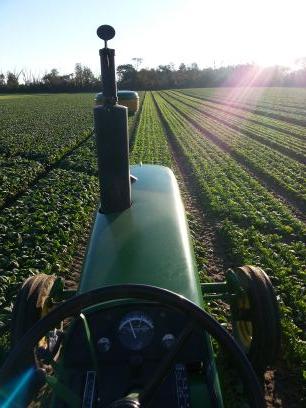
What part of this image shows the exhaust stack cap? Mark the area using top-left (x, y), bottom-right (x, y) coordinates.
top-left (97, 24), bottom-right (117, 102)
top-left (97, 25), bottom-right (115, 48)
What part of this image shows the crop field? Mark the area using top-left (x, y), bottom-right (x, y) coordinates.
top-left (0, 88), bottom-right (305, 405)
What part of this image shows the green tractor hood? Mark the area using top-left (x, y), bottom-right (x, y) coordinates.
top-left (79, 165), bottom-right (203, 307)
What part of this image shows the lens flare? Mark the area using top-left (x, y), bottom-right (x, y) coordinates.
top-left (0, 367), bottom-right (35, 407)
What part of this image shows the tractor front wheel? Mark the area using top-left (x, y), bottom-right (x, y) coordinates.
top-left (11, 274), bottom-right (57, 349)
top-left (9, 274), bottom-right (57, 404)
top-left (231, 265), bottom-right (281, 376)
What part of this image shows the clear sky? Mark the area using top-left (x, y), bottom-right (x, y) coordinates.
top-left (1, 0), bottom-right (306, 78)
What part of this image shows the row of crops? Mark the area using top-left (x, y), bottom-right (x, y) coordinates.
top-left (0, 89), bottom-right (305, 397)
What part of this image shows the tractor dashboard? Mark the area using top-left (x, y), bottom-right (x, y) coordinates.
top-left (58, 302), bottom-right (216, 407)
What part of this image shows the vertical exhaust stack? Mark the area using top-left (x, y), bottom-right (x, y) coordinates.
top-left (94, 25), bottom-right (131, 213)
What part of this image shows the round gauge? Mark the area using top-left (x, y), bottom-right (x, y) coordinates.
top-left (118, 311), bottom-right (154, 351)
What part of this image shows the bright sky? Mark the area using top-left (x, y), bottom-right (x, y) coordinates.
top-left (1, 0), bottom-right (306, 78)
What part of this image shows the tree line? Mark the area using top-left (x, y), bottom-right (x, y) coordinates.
top-left (0, 64), bottom-right (100, 93)
top-left (1, 62), bottom-right (306, 93)
top-left (117, 63), bottom-right (306, 89)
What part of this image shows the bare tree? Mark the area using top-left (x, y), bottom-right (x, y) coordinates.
top-left (132, 58), bottom-right (143, 71)
top-left (21, 68), bottom-right (33, 85)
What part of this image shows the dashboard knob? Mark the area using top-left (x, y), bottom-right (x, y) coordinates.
top-left (97, 337), bottom-right (111, 353)
top-left (162, 333), bottom-right (176, 349)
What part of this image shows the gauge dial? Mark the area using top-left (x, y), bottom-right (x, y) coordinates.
top-left (118, 311), bottom-right (154, 351)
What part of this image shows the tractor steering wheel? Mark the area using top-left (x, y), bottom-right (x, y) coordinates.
top-left (0, 284), bottom-right (265, 407)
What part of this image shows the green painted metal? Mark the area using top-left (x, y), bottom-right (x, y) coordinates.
top-left (201, 282), bottom-right (235, 302)
top-left (202, 282), bottom-right (228, 294)
top-left (226, 269), bottom-right (245, 295)
top-left (80, 313), bottom-right (98, 370)
top-left (201, 271), bottom-right (243, 297)
top-left (189, 373), bottom-right (213, 408)
top-left (46, 375), bottom-right (81, 407)
top-left (78, 164), bottom-right (203, 307)
top-left (201, 274), bottom-right (246, 303)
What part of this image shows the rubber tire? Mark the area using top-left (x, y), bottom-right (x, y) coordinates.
top-left (9, 274), bottom-right (56, 406)
top-left (231, 265), bottom-right (281, 376)
top-left (11, 274), bottom-right (56, 352)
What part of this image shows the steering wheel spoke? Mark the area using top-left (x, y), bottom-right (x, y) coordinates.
top-left (139, 318), bottom-right (195, 405)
